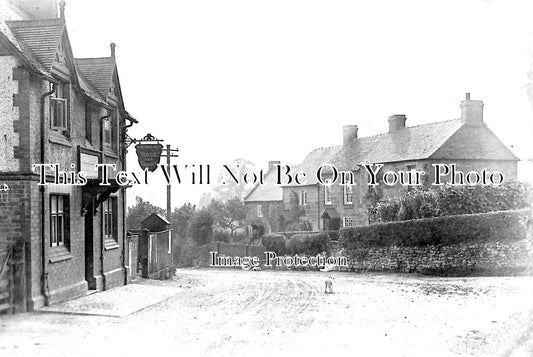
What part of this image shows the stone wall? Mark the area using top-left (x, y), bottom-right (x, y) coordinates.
top-left (340, 239), bottom-right (533, 276)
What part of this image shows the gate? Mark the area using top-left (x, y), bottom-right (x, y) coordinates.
top-left (0, 246), bottom-right (14, 314)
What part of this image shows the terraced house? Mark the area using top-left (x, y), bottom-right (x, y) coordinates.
top-left (245, 94), bottom-right (518, 234)
top-left (0, 0), bottom-right (137, 312)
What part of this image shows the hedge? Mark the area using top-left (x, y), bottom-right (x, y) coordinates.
top-left (261, 234), bottom-right (287, 255)
top-left (286, 232), bottom-right (330, 255)
top-left (275, 230), bottom-right (340, 241)
top-left (340, 209), bottom-right (532, 252)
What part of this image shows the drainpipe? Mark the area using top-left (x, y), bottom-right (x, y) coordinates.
top-left (99, 112), bottom-right (110, 290)
top-left (40, 82), bottom-right (56, 306)
top-left (122, 114), bottom-right (136, 285)
top-left (317, 185), bottom-right (321, 231)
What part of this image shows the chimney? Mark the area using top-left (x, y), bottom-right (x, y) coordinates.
top-left (110, 43), bottom-right (116, 59)
top-left (15, 0), bottom-right (58, 19)
top-left (343, 125), bottom-right (358, 145)
top-left (388, 114), bottom-right (406, 132)
top-left (460, 93), bottom-right (484, 126)
top-left (268, 161), bottom-right (280, 172)
top-left (59, 0), bottom-right (65, 19)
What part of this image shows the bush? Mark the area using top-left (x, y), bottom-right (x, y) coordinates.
top-left (178, 239), bottom-right (213, 267)
top-left (261, 234), bottom-right (287, 255)
top-left (286, 232), bottom-right (330, 255)
top-left (213, 230), bottom-right (231, 243)
top-left (189, 209), bottom-right (214, 245)
top-left (373, 181), bottom-right (532, 222)
top-left (340, 209), bottom-right (531, 256)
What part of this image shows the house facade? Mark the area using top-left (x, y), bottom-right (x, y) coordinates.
top-left (245, 94), bottom-right (518, 234)
top-left (243, 161), bottom-right (286, 240)
top-left (0, 0), bottom-right (137, 311)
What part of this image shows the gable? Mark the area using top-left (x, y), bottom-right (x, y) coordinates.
top-left (74, 57), bottom-right (116, 100)
top-left (7, 18), bottom-right (64, 72)
top-left (430, 124), bottom-right (519, 161)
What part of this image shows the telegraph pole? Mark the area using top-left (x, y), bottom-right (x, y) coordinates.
top-left (166, 144), bottom-right (171, 220)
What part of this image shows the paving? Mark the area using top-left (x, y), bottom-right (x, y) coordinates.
top-left (38, 279), bottom-right (181, 317)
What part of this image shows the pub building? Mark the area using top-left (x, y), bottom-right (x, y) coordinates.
top-left (0, 0), bottom-right (138, 311)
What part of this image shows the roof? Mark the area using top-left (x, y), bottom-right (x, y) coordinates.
top-left (0, 19), bottom-right (52, 80)
top-left (6, 18), bottom-right (64, 72)
top-left (75, 57), bottom-right (115, 99)
top-left (244, 169), bottom-right (283, 202)
top-left (290, 119), bottom-right (518, 185)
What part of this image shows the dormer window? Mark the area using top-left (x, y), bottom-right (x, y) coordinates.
top-left (51, 81), bottom-right (69, 133)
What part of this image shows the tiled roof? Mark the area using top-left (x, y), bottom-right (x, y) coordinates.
top-left (0, 20), bottom-right (51, 79)
top-left (430, 124), bottom-right (519, 161)
top-left (334, 119), bottom-right (464, 166)
top-left (289, 119), bottom-right (517, 186)
top-left (77, 72), bottom-right (108, 107)
top-left (244, 169), bottom-right (283, 202)
top-left (7, 18), bottom-right (64, 72)
top-left (75, 57), bottom-right (115, 99)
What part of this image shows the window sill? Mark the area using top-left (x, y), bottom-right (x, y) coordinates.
top-left (49, 245), bottom-right (72, 263)
top-left (49, 133), bottom-right (72, 148)
top-left (104, 238), bottom-right (120, 251)
top-left (103, 148), bottom-right (118, 159)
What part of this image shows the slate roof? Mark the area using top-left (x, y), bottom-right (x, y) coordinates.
top-left (75, 57), bottom-right (115, 99)
top-left (287, 119), bottom-right (518, 186)
top-left (244, 168), bottom-right (284, 202)
top-left (6, 18), bottom-right (64, 72)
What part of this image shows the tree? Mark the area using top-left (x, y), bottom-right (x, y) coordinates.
top-left (171, 203), bottom-right (196, 239)
top-left (207, 197), bottom-right (247, 238)
top-left (213, 158), bottom-right (257, 201)
top-left (126, 196), bottom-right (165, 230)
top-left (189, 209), bottom-right (214, 245)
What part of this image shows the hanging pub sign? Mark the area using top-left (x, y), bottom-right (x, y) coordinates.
top-left (135, 134), bottom-right (163, 172)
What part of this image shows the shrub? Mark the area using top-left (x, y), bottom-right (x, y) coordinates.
top-left (373, 181), bottom-right (532, 222)
top-left (178, 239), bottom-right (213, 267)
top-left (286, 232), bottom-right (330, 255)
top-left (213, 230), bottom-right (231, 243)
top-left (261, 234), bottom-right (287, 255)
top-left (340, 209), bottom-right (531, 257)
top-left (189, 209), bottom-right (214, 245)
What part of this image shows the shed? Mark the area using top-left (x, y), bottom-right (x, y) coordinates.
top-left (141, 213), bottom-right (171, 232)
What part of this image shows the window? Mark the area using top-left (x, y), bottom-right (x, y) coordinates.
top-left (51, 81), bottom-right (69, 133)
top-left (50, 195), bottom-right (69, 247)
top-left (324, 182), bottom-right (332, 205)
top-left (342, 216), bottom-right (354, 227)
top-left (257, 204), bottom-right (262, 217)
top-left (299, 190), bottom-right (307, 205)
top-left (103, 117), bottom-right (112, 148)
top-left (103, 197), bottom-right (117, 240)
top-left (343, 185), bottom-right (353, 204)
top-left (104, 109), bottom-right (117, 150)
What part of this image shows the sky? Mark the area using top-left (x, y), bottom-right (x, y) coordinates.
top-left (63, 0), bottom-right (533, 209)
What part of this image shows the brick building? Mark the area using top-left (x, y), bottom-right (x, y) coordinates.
top-left (245, 94), bottom-right (518, 233)
top-left (0, 0), bottom-right (137, 311)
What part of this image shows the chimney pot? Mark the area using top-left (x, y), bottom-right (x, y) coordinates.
top-left (59, 1), bottom-right (65, 19)
top-left (388, 114), bottom-right (407, 133)
top-left (110, 42), bottom-right (116, 58)
top-left (343, 125), bottom-right (358, 145)
top-left (465, 92), bottom-right (470, 100)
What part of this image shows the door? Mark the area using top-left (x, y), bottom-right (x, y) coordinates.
top-left (84, 202), bottom-right (96, 289)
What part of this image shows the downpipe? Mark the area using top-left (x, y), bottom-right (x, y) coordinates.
top-left (40, 82), bottom-right (56, 306)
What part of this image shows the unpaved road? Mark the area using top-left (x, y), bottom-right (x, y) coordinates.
top-left (1, 269), bottom-right (533, 356)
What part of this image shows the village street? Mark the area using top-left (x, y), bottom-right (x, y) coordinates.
top-left (0, 269), bottom-right (532, 357)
